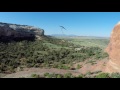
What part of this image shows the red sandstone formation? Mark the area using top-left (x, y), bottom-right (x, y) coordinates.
top-left (106, 22), bottom-right (120, 73)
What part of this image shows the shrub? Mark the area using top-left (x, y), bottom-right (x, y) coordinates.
top-left (57, 64), bottom-right (70, 70)
top-left (86, 71), bottom-right (92, 75)
top-left (44, 73), bottom-right (63, 78)
top-left (44, 73), bottom-right (50, 77)
top-left (101, 52), bottom-right (109, 58)
top-left (95, 73), bottom-right (109, 78)
top-left (77, 64), bottom-right (82, 69)
top-left (76, 74), bottom-right (84, 78)
top-left (110, 73), bottom-right (120, 78)
top-left (30, 74), bottom-right (40, 78)
top-left (64, 73), bottom-right (73, 78)
top-left (44, 73), bottom-right (54, 78)
top-left (56, 74), bottom-right (63, 78)
top-left (86, 60), bottom-right (96, 65)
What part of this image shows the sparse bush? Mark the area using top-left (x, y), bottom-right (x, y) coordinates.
top-left (64, 73), bottom-right (73, 78)
top-left (95, 73), bottom-right (109, 78)
top-left (56, 74), bottom-right (63, 78)
top-left (86, 71), bottom-right (92, 75)
top-left (44, 73), bottom-right (50, 78)
top-left (76, 74), bottom-right (84, 78)
top-left (55, 64), bottom-right (70, 70)
top-left (86, 60), bottom-right (96, 65)
top-left (110, 73), bottom-right (120, 78)
top-left (101, 52), bottom-right (109, 58)
top-left (44, 73), bottom-right (63, 78)
top-left (30, 74), bottom-right (40, 78)
top-left (77, 64), bottom-right (82, 69)
top-left (44, 73), bottom-right (54, 78)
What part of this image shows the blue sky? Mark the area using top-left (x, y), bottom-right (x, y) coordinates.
top-left (0, 12), bottom-right (119, 37)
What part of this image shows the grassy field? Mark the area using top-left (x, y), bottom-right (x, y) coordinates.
top-left (55, 36), bottom-right (110, 49)
top-left (43, 42), bottom-right (70, 50)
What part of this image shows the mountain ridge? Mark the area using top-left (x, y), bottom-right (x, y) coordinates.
top-left (0, 22), bottom-right (44, 42)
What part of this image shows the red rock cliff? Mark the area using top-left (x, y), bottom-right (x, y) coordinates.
top-left (106, 22), bottom-right (120, 73)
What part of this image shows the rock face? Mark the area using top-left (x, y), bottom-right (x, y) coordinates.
top-left (105, 22), bottom-right (120, 73)
top-left (0, 22), bottom-right (44, 42)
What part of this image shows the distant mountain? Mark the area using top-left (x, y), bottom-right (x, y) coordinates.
top-left (75, 36), bottom-right (110, 39)
top-left (50, 34), bottom-right (78, 37)
top-left (50, 34), bottom-right (110, 39)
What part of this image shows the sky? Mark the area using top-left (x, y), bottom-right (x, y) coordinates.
top-left (0, 12), bottom-right (120, 37)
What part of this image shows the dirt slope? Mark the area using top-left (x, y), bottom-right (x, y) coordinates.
top-left (2, 58), bottom-right (108, 78)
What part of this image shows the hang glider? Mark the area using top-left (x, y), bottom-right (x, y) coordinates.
top-left (59, 26), bottom-right (67, 34)
top-left (60, 26), bottom-right (66, 30)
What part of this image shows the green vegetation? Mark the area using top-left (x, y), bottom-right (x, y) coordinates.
top-left (110, 73), bottom-right (120, 78)
top-left (64, 73), bottom-right (73, 78)
top-left (76, 74), bottom-right (85, 78)
top-left (86, 60), bottom-right (97, 65)
top-left (0, 36), bottom-right (109, 74)
top-left (95, 73), bottom-right (110, 78)
top-left (44, 73), bottom-right (63, 78)
top-left (77, 64), bottom-right (82, 69)
top-left (64, 37), bottom-right (109, 49)
top-left (20, 72), bottom-right (120, 78)
top-left (30, 74), bottom-right (40, 78)
top-left (44, 73), bottom-right (74, 78)
top-left (52, 64), bottom-right (70, 70)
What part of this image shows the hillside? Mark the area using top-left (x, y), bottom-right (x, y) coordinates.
top-left (0, 22), bottom-right (111, 78)
top-left (0, 34), bottom-right (110, 78)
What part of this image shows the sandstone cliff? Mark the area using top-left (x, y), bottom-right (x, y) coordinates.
top-left (105, 22), bottom-right (120, 73)
top-left (0, 22), bottom-right (44, 42)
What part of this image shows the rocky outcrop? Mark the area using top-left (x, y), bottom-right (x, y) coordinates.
top-left (105, 21), bottom-right (120, 73)
top-left (0, 22), bottom-right (44, 42)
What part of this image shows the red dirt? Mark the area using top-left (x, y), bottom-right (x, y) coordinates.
top-left (2, 58), bottom-right (109, 78)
